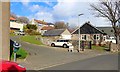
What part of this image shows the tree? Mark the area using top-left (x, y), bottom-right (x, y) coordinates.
top-left (24, 24), bottom-right (39, 35)
top-left (17, 16), bottom-right (29, 24)
top-left (90, 0), bottom-right (120, 44)
top-left (54, 21), bottom-right (68, 29)
top-left (10, 12), bottom-right (18, 19)
top-left (26, 24), bottom-right (37, 30)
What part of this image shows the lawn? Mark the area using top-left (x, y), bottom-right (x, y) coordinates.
top-left (10, 33), bottom-right (16, 36)
top-left (11, 48), bottom-right (28, 59)
top-left (92, 45), bottom-right (106, 51)
top-left (21, 35), bottom-right (43, 45)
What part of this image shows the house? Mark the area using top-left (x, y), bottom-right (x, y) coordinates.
top-left (10, 17), bottom-right (24, 32)
top-left (97, 27), bottom-right (115, 40)
top-left (47, 23), bottom-right (54, 27)
top-left (10, 17), bottom-right (16, 22)
top-left (41, 26), bottom-right (54, 35)
top-left (30, 19), bottom-right (54, 33)
top-left (71, 22), bottom-right (104, 45)
top-left (43, 29), bottom-right (72, 40)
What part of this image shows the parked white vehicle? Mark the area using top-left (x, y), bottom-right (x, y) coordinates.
top-left (14, 30), bottom-right (25, 35)
top-left (51, 39), bottom-right (73, 48)
top-left (105, 37), bottom-right (116, 43)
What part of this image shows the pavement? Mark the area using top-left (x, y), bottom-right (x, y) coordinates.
top-left (10, 36), bottom-right (114, 70)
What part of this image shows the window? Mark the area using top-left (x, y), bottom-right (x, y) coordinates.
top-left (94, 35), bottom-right (99, 40)
top-left (82, 35), bottom-right (87, 40)
top-left (119, 36), bottom-right (120, 40)
top-left (59, 40), bottom-right (64, 42)
top-left (84, 35), bottom-right (87, 40)
top-left (96, 35), bottom-right (99, 40)
top-left (57, 40), bottom-right (60, 42)
top-left (82, 35), bottom-right (84, 40)
top-left (94, 35), bottom-right (96, 39)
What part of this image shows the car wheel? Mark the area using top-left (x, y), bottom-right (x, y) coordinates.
top-left (63, 44), bottom-right (67, 48)
top-left (51, 43), bottom-right (55, 47)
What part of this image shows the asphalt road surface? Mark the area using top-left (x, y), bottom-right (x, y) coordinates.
top-left (45, 54), bottom-right (118, 70)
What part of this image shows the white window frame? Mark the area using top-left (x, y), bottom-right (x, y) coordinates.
top-left (94, 34), bottom-right (99, 40)
top-left (81, 35), bottom-right (87, 40)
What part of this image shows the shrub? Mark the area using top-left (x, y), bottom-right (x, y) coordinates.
top-left (25, 29), bottom-right (40, 35)
top-left (26, 24), bottom-right (37, 30)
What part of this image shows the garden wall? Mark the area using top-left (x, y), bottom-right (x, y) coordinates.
top-left (110, 43), bottom-right (120, 52)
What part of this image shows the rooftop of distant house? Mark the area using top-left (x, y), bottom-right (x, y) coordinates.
top-left (34, 19), bottom-right (47, 24)
top-left (10, 17), bottom-right (16, 21)
top-left (41, 26), bottom-right (54, 30)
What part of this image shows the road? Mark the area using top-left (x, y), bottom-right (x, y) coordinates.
top-left (10, 36), bottom-right (118, 70)
top-left (45, 54), bottom-right (118, 70)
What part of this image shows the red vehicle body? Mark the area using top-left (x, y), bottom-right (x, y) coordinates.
top-left (0, 60), bottom-right (26, 72)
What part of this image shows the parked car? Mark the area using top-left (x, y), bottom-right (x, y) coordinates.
top-left (0, 59), bottom-right (26, 72)
top-left (51, 39), bottom-right (73, 48)
top-left (105, 36), bottom-right (116, 43)
top-left (14, 31), bottom-right (25, 35)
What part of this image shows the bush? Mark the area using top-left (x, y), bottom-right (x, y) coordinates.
top-left (26, 24), bottom-right (37, 30)
top-left (30, 30), bottom-right (41, 35)
top-left (25, 29), bottom-right (41, 35)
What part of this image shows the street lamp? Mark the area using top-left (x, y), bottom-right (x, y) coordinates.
top-left (78, 13), bottom-right (84, 52)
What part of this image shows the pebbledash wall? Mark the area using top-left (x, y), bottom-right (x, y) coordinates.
top-left (110, 43), bottom-right (120, 52)
top-left (0, 2), bottom-right (10, 60)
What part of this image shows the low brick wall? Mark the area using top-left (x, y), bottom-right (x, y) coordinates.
top-left (110, 43), bottom-right (120, 52)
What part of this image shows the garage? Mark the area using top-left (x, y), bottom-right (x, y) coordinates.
top-left (61, 35), bottom-right (71, 39)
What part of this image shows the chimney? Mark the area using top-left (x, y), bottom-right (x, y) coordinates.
top-left (88, 21), bottom-right (90, 24)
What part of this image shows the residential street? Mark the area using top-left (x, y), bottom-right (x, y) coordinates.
top-left (10, 36), bottom-right (118, 70)
top-left (45, 54), bottom-right (118, 70)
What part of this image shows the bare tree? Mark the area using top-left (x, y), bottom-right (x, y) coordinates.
top-left (90, 0), bottom-right (120, 44)
top-left (17, 16), bottom-right (29, 24)
top-left (54, 21), bottom-right (67, 29)
top-left (10, 12), bottom-right (18, 19)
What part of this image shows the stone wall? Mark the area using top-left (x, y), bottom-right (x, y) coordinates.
top-left (39, 36), bottom-right (60, 46)
top-left (110, 43), bottom-right (120, 52)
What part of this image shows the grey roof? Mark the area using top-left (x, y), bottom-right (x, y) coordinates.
top-left (72, 22), bottom-right (103, 34)
top-left (97, 27), bottom-right (115, 36)
top-left (43, 29), bottom-right (65, 36)
top-left (47, 23), bottom-right (54, 25)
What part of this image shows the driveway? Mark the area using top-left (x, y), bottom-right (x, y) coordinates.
top-left (10, 36), bottom-right (112, 70)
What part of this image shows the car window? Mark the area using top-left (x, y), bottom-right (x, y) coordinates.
top-left (66, 40), bottom-right (69, 42)
top-left (57, 40), bottom-right (59, 42)
top-left (59, 40), bottom-right (64, 42)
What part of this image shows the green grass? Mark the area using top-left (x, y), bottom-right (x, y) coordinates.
top-left (10, 33), bottom-right (16, 36)
top-left (92, 45), bottom-right (106, 51)
top-left (21, 35), bottom-right (43, 45)
top-left (11, 48), bottom-right (28, 59)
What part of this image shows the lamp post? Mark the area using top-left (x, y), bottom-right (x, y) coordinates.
top-left (78, 13), bottom-right (84, 52)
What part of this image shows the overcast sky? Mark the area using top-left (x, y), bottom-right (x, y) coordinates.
top-left (10, 0), bottom-right (112, 27)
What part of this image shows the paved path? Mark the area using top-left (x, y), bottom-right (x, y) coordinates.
top-left (10, 36), bottom-right (112, 70)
